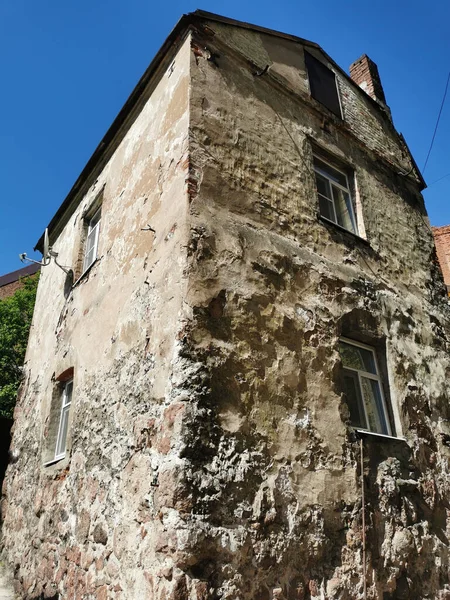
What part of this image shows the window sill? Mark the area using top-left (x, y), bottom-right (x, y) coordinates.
top-left (42, 453), bottom-right (71, 475)
top-left (72, 256), bottom-right (101, 289)
top-left (43, 455), bottom-right (65, 467)
top-left (355, 429), bottom-right (406, 443)
top-left (318, 215), bottom-right (371, 247)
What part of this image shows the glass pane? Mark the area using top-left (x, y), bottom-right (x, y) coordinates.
top-left (339, 342), bottom-right (377, 375)
top-left (89, 209), bottom-right (101, 231)
top-left (64, 381), bottom-right (73, 407)
top-left (55, 406), bottom-right (70, 458)
top-left (83, 247), bottom-right (96, 272)
top-left (314, 157), bottom-right (347, 187)
top-left (361, 377), bottom-right (389, 435)
top-left (318, 195), bottom-right (335, 221)
top-left (315, 172), bottom-right (332, 199)
top-left (343, 369), bottom-right (367, 429)
top-left (85, 228), bottom-right (97, 256)
top-left (332, 186), bottom-right (356, 233)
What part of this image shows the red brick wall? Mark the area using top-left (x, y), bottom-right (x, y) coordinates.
top-left (349, 54), bottom-right (387, 104)
top-left (0, 264), bottom-right (40, 300)
top-left (433, 225), bottom-right (450, 293)
top-left (0, 280), bottom-right (23, 300)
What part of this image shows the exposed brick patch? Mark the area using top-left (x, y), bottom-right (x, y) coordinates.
top-left (0, 265), bottom-right (39, 299)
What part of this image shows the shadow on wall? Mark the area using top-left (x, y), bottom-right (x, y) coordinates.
top-left (0, 419), bottom-right (12, 508)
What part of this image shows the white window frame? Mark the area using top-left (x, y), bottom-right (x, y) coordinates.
top-left (313, 155), bottom-right (358, 234)
top-left (82, 206), bottom-right (101, 273)
top-left (339, 337), bottom-right (392, 436)
top-left (54, 379), bottom-right (73, 460)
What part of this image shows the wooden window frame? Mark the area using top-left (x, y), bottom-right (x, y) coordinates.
top-left (340, 338), bottom-right (393, 436)
top-left (313, 154), bottom-right (358, 234)
top-left (82, 206), bottom-right (101, 274)
top-left (54, 379), bottom-right (73, 461)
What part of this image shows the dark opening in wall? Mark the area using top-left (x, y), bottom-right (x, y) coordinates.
top-left (305, 51), bottom-right (342, 118)
top-left (0, 418), bottom-right (12, 502)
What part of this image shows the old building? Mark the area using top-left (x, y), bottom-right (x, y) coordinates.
top-left (433, 225), bottom-right (450, 296)
top-left (0, 264), bottom-right (39, 300)
top-left (2, 10), bottom-right (450, 600)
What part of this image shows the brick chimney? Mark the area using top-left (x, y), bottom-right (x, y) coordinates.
top-left (350, 54), bottom-right (386, 105)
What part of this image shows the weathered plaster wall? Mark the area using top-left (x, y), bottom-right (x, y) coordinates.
top-left (204, 21), bottom-right (409, 174)
top-left (173, 26), bottom-right (450, 599)
top-left (2, 33), bottom-right (194, 600)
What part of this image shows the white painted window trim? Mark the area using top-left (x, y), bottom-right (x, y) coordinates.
top-left (340, 337), bottom-right (393, 436)
top-left (54, 379), bottom-right (73, 461)
top-left (313, 154), bottom-right (358, 234)
top-left (82, 207), bottom-right (101, 274)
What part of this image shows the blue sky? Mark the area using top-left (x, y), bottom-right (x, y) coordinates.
top-left (1, 0), bottom-right (449, 274)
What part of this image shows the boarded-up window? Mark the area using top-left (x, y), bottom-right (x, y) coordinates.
top-left (305, 51), bottom-right (342, 118)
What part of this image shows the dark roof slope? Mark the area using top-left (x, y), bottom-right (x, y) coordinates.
top-left (0, 264), bottom-right (40, 288)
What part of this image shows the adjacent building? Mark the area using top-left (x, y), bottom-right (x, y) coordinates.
top-left (2, 11), bottom-right (450, 600)
top-left (433, 225), bottom-right (450, 296)
top-left (0, 264), bottom-right (39, 300)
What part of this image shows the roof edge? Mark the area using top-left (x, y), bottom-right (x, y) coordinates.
top-left (191, 9), bottom-right (321, 50)
top-left (35, 12), bottom-right (196, 252)
top-left (398, 133), bottom-right (426, 191)
top-left (36, 9), bottom-right (424, 250)
top-left (0, 264), bottom-right (40, 288)
top-left (193, 10), bottom-right (423, 189)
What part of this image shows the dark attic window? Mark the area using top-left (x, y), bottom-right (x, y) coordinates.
top-left (305, 51), bottom-right (342, 118)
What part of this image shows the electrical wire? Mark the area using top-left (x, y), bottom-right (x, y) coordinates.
top-left (360, 438), bottom-right (367, 600)
top-left (427, 171), bottom-right (450, 188)
top-left (422, 72), bottom-right (450, 174)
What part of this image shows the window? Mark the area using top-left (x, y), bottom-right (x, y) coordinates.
top-left (83, 206), bottom-right (101, 273)
top-left (339, 339), bottom-right (392, 436)
top-left (54, 379), bottom-right (73, 460)
top-left (43, 368), bottom-right (74, 466)
top-left (314, 155), bottom-right (357, 234)
top-left (305, 51), bottom-right (342, 118)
